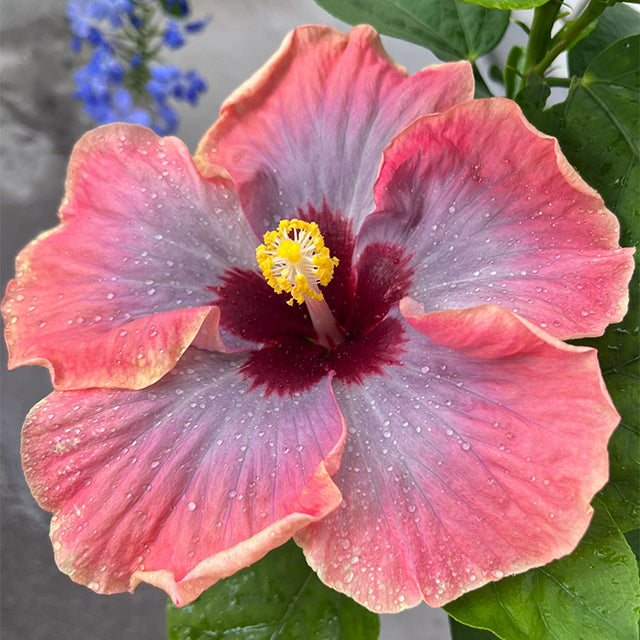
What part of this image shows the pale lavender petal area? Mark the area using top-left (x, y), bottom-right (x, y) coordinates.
top-left (2, 124), bottom-right (259, 389)
top-left (358, 99), bottom-right (634, 339)
top-left (21, 348), bottom-right (346, 606)
top-left (297, 304), bottom-right (618, 612)
top-left (195, 25), bottom-right (474, 235)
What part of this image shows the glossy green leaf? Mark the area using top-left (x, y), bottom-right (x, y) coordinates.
top-left (457, 0), bottom-right (546, 8)
top-left (445, 503), bottom-right (640, 640)
top-left (312, 0), bottom-right (509, 62)
top-left (166, 541), bottom-right (380, 640)
top-left (591, 282), bottom-right (640, 533)
top-left (569, 4), bottom-right (640, 78)
top-left (504, 45), bottom-right (525, 98)
top-left (599, 386), bottom-right (640, 532)
top-left (543, 34), bottom-right (640, 531)
top-left (449, 616), bottom-right (500, 639)
top-left (514, 73), bottom-right (553, 124)
top-left (626, 528), bottom-right (640, 560)
top-left (553, 34), bottom-right (640, 223)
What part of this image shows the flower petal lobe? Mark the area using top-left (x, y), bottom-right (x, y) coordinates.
top-left (360, 98), bottom-right (634, 339)
top-left (297, 304), bottom-right (619, 611)
top-left (2, 124), bottom-right (258, 389)
top-left (22, 348), bottom-right (346, 605)
top-left (195, 25), bottom-right (473, 234)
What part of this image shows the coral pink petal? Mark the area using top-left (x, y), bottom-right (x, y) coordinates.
top-left (195, 25), bottom-right (473, 235)
top-left (2, 124), bottom-right (259, 390)
top-left (21, 348), bottom-right (346, 606)
top-left (359, 98), bottom-right (634, 339)
top-left (296, 302), bottom-right (618, 612)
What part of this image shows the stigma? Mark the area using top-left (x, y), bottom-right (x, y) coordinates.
top-left (256, 219), bottom-right (339, 306)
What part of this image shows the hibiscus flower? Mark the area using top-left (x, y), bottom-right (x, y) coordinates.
top-left (2, 25), bottom-right (634, 612)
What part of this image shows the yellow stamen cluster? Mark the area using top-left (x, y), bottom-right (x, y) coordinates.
top-left (256, 219), bottom-right (339, 305)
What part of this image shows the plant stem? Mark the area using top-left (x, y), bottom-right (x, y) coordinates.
top-left (523, 0), bottom-right (563, 75)
top-left (529, 0), bottom-right (613, 77)
top-left (545, 77), bottom-right (572, 87)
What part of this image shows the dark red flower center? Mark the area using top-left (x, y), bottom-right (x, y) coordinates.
top-left (209, 205), bottom-right (414, 395)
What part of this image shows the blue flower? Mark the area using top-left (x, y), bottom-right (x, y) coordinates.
top-left (66, 0), bottom-right (93, 38)
top-left (130, 53), bottom-right (143, 69)
top-left (67, 0), bottom-right (134, 50)
top-left (152, 103), bottom-right (180, 135)
top-left (88, 0), bottom-right (134, 28)
top-left (147, 64), bottom-right (179, 102)
top-left (147, 64), bottom-right (207, 106)
top-left (66, 0), bottom-right (105, 48)
top-left (163, 19), bottom-right (185, 49)
top-left (110, 89), bottom-right (154, 126)
top-left (182, 70), bottom-right (207, 104)
top-left (184, 17), bottom-right (209, 34)
top-left (73, 46), bottom-right (124, 121)
top-left (67, 0), bottom-right (208, 135)
top-left (88, 46), bottom-right (125, 85)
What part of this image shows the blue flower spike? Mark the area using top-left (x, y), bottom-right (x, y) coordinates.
top-left (66, 0), bottom-right (209, 134)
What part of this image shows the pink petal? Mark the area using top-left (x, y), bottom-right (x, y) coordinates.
top-left (21, 348), bottom-right (345, 606)
top-left (296, 302), bottom-right (618, 612)
top-left (2, 124), bottom-right (258, 390)
top-left (359, 98), bottom-right (634, 339)
top-left (195, 25), bottom-right (473, 235)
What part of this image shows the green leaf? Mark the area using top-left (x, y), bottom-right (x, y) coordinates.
top-left (515, 73), bottom-right (552, 122)
top-left (159, 0), bottom-right (189, 18)
top-left (312, 0), bottom-right (509, 62)
top-left (504, 45), bottom-right (525, 98)
top-left (593, 301), bottom-right (640, 532)
top-left (569, 4), bottom-right (640, 78)
top-left (444, 503), bottom-right (640, 640)
top-left (626, 528), bottom-right (640, 560)
top-left (552, 34), bottom-right (640, 222)
top-left (457, 0), bottom-right (547, 9)
top-left (541, 34), bottom-right (640, 531)
top-left (166, 541), bottom-right (380, 640)
top-left (599, 393), bottom-right (640, 532)
top-left (449, 616), bottom-right (501, 639)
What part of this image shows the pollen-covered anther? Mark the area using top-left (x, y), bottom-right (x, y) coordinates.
top-left (256, 219), bottom-right (339, 306)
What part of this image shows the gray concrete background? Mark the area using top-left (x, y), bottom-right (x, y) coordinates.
top-left (0, 1), bottom-right (491, 637)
